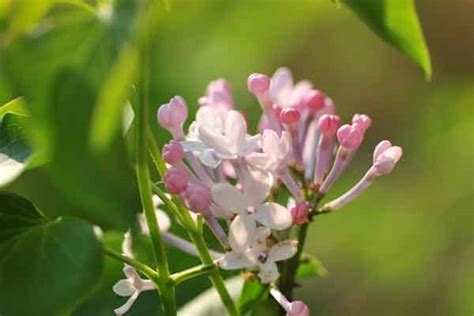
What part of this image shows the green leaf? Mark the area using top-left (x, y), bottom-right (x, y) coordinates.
top-left (0, 99), bottom-right (33, 187)
top-left (296, 253), bottom-right (328, 280)
top-left (90, 44), bottom-right (138, 153)
top-left (1, 2), bottom-right (141, 229)
top-left (345, 0), bottom-right (432, 79)
top-left (238, 279), bottom-right (269, 314)
top-left (0, 192), bottom-right (103, 315)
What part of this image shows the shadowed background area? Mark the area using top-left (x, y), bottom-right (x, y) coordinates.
top-left (6, 0), bottom-right (473, 315)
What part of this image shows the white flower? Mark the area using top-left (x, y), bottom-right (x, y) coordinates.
top-left (246, 129), bottom-right (292, 174)
top-left (217, 227), bottom-right (298, 283)
top-left (137, 195), bottom-right (171, 234)
top-left (269, 67), bottom-right (312, 108)
top-left (182, 107), bottom-right (260, 168)
top-left (113, 265), bottom-right (155, 315)
top-left (211, 171), bottom-right (292, 252)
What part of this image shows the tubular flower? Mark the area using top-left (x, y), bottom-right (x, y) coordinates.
top-left (147, 67), bottom-right (403, 289)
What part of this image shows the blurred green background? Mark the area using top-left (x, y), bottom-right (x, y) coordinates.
top-left (4, 0), bottom-right (473, 315)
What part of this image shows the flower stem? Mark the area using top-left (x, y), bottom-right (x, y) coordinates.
top-left (174, 200), bottom-right (239, 316)
top-left (135, 19), bottom-right (176, 314)
top-left (103, 247), bottom-right (159, 281)
top-left (279, 223), bottom-right (309, 301)
top-left (171, 264), bottom-right (214, 285)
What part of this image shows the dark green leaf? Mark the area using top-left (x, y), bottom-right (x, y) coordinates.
top-left (296, 253), bottom-right (328, 280)
top-left (238, 279), bottom-right (269, 314)
top-left (1, 3), bottom-right (141, 229)
top-left (345, 0), bottom-right (432, 79)
top-left (0, 192), bottom-right (103, 316)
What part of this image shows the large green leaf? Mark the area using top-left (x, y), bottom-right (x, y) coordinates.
top-left (0, 98), bottom-right (33, 187)
top-left (1, 2), bottom-right (141, 229)
top-left (345, 0), bottom-right (432, 79)
top-left (0, 192), bottom-right (103, 315)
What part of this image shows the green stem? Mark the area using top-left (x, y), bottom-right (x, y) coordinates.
top-left (104, 247), bottom-right (159, 281)
top-left (175, 200), bottom-right (239, 316)
top-left (135, 26), bottom-right (176, 315)
top-left (171, 264), bottom-right (214, 285)
top-left (147, 125), bottom-right (167, 177)
top-left (279, 223), bottom-right (309, 301)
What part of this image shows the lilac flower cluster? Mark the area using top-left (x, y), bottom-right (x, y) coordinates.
top-left (114, 68), bottom-right (402, 315)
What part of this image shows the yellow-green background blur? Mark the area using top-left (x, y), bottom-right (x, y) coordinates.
top-left (8, 0), bottom-right (473, 315)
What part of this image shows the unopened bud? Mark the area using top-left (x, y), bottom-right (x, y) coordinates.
top-left (248, 73), bottom-right (270, 95)
top-left (164, 166), bottom-right (188, 194)
top-left (162, 140), bottom-right (184, 165)
top-left (337, 124), bottom-right (363, 149)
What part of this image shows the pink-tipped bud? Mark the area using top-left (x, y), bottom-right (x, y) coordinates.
top-left (248, 73), bottom-right (270, 95)
top-left (280, 107), bottom-right (301, 124)
top-left (162, 140), bottom-right (184, 165)
top-left (157, 96), bottom-right (188, 137)
top-left (302, 89), bottom-right (325, 112)
top-left (290, 202), bottom-right (309, 225)
top-left (317, 114), bottom-right (340, 135)
top-left (352, 113), bottom-right (372, 131)
top-left (372, 140), bottom-right (403, 175)
top-left (182, 182), bottom-right (211, 214)
top-left (287, 301), bottom-right (310, 316)
top-left (164, 166), bottom-right (188, 194)
top-left (337, 124), bottom-right (363, 149)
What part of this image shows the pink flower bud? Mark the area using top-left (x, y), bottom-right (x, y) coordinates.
top-left (317, 114), bottom-right (340, 135)
top-left (287, 301), bottom-right (310, 316)
top-left (302, 89), bottom-right (325, 112)
top-left (157, 96), bottom-right (188, 138)
top-left (280, 107), bottom-right (301, 124)
top-left (337, 124), bottom-right (363, 149)
top-left (182, 182), bottom-right (211, 214)
top-left (162, 140), bottom-right (184, 165)
top-left (290, 202), bottom-right (309, 225)
top-left (164, 166), bottom-right (188, 194)
top-left (248, 73), bottom-right (270, 95)
top-left (372, 140), bottom-right (403, 175)
top-left (352, 113), bottom-right (372, 131)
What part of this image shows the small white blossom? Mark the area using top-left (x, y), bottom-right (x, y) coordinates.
top-left (217, 227), bottom-right (298, 283)
top-left (113, 266), bottom-right (155, 315)
top-left (211, 171), bottom-right (292, 252)
top-left (182, 107), bottom-right (259, 167)
top-left (246, 129), bottom-right (292, 174)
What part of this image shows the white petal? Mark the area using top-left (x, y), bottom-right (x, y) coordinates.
top-left (278, 131), bottom-right (292, 161)
top-left (240, 134), bottom-right (261, 156)
top-left (211, 183), bottom-right (247, 213)
top-left (225, 110), bottom-right (247, 154)
top-left (245, 152), bottom-right (272, 170)
top-left (268, 240), bottom-right (298, 262)
top-left (216, 251), bottom-right (253, 270)
top-left (258, 261), bottom-right (280, 284)
top-left (123, 265), bottom-right (140, 281)
top-left (242, 170), bottom-right (271, 206)
top-left (254, 202), bottom-right (292, 230)
top-left (261, 129), bottom-right (280, 159)
top-left (198, 124), bottom-right (232, 156)
top-left (113, 279), bottom-right (135, 296)
top-left (291, 80), bottom-right (313, 104)
top-left (199, 149), bottom-right (222, 168)
top-left (152, 195), bottom-right (164, 207)
top-left (229, 214), bottom-right (256, 252)
top-left (114, 290), bottom-right (140, 315)
top-left (180, 140), bottom-right (208, 152)
top-left (269, 67), bottom-right (293, 104)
